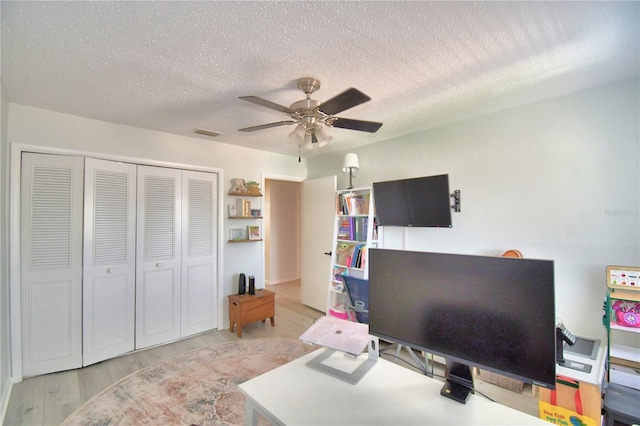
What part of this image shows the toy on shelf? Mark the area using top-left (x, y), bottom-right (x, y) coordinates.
top-left (229, 178), bottom-right (262, 195)
top-left (612, 300), bottom-right (640, 328)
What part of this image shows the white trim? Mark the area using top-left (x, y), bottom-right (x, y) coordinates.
top-left (0, 379), bottom-right (11, 425)
top-left (9, 142), bottom-right (225, 380)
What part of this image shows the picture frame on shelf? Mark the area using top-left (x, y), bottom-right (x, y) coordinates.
top-left (248, 225), bottom-right (261, 240)
top-left (229, 228), bottom-right (246, 241)
top-left (228, 203), bottom-right (238, 217)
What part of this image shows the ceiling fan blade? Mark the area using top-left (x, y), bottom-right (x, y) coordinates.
top-left (238, 121), bottom-right (297, 132)
top-left (330, 117), bottom-right (383, 133)
top-left (318, 88), bottom-right (371, 115)
top-left (239, 96), bottom-right (296, 114)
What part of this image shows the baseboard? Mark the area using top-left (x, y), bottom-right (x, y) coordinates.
top-left (0, 378), bottom-right (12, 425)
top-left (266, 278), bottom-right (300, 285)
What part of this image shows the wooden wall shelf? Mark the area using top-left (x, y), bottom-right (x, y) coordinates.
top-left (229, 192), bottom-right (262, 197)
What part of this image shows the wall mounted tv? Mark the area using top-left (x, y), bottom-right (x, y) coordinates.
top-left (372, 174), bottom-right (452, 228)
top-left (368, 248), bottom-right (556, 403)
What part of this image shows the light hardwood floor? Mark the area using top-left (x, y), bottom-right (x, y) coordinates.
top-left (4, 280), bottom-right (540, 425)
top-left (3, 281), bottom-right (322, 426)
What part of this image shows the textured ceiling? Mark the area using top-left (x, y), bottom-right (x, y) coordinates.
top-left (1, 1), bottom-right (638, 159)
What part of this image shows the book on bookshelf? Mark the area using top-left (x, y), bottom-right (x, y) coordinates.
top-left (349, 195), bottom-right (365, 215)
top-left (235, 198), bottom-right (251, 217)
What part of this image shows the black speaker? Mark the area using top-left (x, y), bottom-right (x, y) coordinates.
top-left (238, 273), bottom-right (246, 295)
top-left (248, 276), bottom-right (256, 295)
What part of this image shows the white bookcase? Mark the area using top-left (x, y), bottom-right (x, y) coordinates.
top-left (326, 186), bottom-right (377, 318)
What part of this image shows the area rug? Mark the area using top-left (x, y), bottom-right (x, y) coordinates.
top-left (62, 338), bottom-right (316, 425)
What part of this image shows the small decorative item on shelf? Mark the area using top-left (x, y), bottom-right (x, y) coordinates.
top-left (250, 208), bottom-right (262, 217)
top-left (229, 178), bottom-right (248, 194)
top-left (248, 225), bottom-right (261, 240)
top-left (229, 228), bottom-right (246, 241)
top-left (228, 203), bottom-right (238, 217)
top-left (612, 300), bottom-right (640, 328)
top-left (245, 181), bottom-right (262, 196)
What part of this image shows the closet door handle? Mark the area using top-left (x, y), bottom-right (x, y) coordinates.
top-left (156, 262), bottom-right (163, 268)
top-left (107, 267), bottom-right (114, 273)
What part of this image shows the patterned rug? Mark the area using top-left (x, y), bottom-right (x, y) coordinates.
top-left (62, 338), bottom-right (315, 425)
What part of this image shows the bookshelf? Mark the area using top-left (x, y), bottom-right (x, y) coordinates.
top-left (327, 186), bottom-right (377, 318)
top-left (228, 192), bottom-right (263, 242)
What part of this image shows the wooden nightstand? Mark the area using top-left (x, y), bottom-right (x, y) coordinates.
top-left (228, 289), bottom-right (275, 338)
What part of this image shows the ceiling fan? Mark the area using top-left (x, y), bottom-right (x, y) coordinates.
top-left (238, 77), bottom-right (383, 150)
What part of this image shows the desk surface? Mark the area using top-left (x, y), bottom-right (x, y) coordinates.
top-left (239, 349), bottom-right (547, 425)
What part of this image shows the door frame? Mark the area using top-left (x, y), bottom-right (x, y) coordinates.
top-left (260, 172), bottom-right (305, 289)
top-left (10, 143), bottom-right (225, 381)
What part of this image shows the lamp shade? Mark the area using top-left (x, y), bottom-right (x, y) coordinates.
top-left (342, 153), bottom-right (359, 172)
top-left (288, 123), bottom-right (306, 141)
top-left (302, 133), bottom-right (313, 150)
top-left (315, 126), bottom-right (333, 144)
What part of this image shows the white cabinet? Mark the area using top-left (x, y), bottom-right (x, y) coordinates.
top-left (327, 187), bottom-right (377, 318)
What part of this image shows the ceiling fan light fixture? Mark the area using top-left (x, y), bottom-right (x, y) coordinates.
top-left (315, 126), bottom-right (333, 144)
top-left (288, 123), bottom-right (306, 140)
top-left (238, 77), bottom-right (383, 157)
top-left (303, 133), bottom-right (314, 150)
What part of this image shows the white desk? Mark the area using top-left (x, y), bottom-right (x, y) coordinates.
top-left (239, 349), bottom-right (547, 425)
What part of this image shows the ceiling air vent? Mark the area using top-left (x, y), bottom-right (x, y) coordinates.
top-left (194, 128), bottom-right (223, 137)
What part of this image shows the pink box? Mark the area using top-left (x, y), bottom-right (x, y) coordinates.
top-left (328, 305), bottom-right (349, 320)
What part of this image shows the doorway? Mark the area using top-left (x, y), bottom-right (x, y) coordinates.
top-left (264, 179), bottom-right (301, 287)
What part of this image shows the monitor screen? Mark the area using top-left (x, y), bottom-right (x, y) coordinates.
top-left (368, 249), bottom-right (556, 399)
top-left (373, 174), bottom-right (452, 228)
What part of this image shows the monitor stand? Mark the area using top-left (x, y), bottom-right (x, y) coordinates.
top-left (440, 360), bottom-right (474, 404)
top-left (306, 337), bottom-right (379, 384)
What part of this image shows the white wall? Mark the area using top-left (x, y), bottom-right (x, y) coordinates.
top-left (308, 79), bottom-right (640, 342)
top-left (4, 104), bottom-right (307, 377)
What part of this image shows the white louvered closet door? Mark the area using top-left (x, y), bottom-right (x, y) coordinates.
top-left (21, 153), bottom-right (84, 376)
top-left (181, 170), bottom-right (218, 337)
top-left (136, 165), bottom-right (182, 349)
top-left (83, 158), bottom-right (137, 366)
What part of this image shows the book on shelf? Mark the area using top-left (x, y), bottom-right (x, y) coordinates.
top-left (235, 198), bottom-right (251, 217)
top-left (335, 242), bottom-right (368, 268)
top-left (362, 193), bottom-right (371, 214)
top-left (336, 192), bottom-right (369, 216)
top-left (337, 217), bottom-right (373, 242)
top-left (349, 195), bottom-right (365, 215)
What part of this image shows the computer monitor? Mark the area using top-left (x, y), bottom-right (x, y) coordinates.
top-left (368, 248), bottom-right (556, 403)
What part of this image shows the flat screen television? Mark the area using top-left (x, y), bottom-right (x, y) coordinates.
top-left (373, 174), bottom-right (452, 228)
top-left (368, 248), bottom-right (556, 403)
